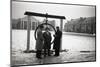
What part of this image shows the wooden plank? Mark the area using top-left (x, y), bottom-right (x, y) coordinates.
top-left (24, 11), bottom-right (65, 19)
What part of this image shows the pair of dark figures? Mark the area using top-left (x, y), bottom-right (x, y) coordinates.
top-left (43, 27), bottom-right (52, 57)
top-left (36, 26), bottom-right (62, 59)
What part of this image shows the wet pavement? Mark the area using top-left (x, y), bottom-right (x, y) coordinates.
top-left (11, 30), bottom-right (96, 66)
top-left (11, 50), bottom-right (95, 66)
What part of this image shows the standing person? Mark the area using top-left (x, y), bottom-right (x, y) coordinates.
top-left (53, 26), bottom-right (62, 56)
top-left (35, 25), bottom-right (44, 59)
top-left (43, 27), bottom-right (52, 57)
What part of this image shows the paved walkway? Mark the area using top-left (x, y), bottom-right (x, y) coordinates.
top-left (11, 50), bottom-right (95, 66)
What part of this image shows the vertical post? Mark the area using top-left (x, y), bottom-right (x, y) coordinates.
top-left (21, 19), bottom-right (23, 29)
top-left (46, 13), bottom-right (48, 28)
top-left (35, 22), bottom-right (36, 30)
top-left (85, 24), bottom-right (86, 33)
top-left (36, 21), bottom-right (38, 29)
top-left (23, 21), bottom-right (24, 29)
top-left (73, 25), bottom-right (74, 32)
top-left (26, 15), bottom-right (31, 52)
top-left (21, 19), bottom-right (24, 29)
top-left (31, 21), bottom-right (32, 30)
top-left (20, 19), bottom-right (22, 29)
top-left (60, 19), bottom-right (63, 51)
top-left (60, 19), bottom-right (63, 31)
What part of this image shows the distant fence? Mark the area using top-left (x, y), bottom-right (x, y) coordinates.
top-left (11, 19), bottom-right (55, 31)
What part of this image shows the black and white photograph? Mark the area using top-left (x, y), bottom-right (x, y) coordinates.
top-left (11, 0), bottom-right (96, 66)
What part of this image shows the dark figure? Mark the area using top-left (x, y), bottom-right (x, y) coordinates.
top-left (43, 28), bottom-right (52, 57)
top-left (53, 26), bottom-right (62, 56)
top-left (35, 25), bottom-right (44, 59)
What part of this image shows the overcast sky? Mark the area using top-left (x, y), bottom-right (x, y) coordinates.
top-left (12, 1), bottom-right (95, 26)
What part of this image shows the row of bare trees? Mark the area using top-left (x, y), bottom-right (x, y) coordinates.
top-left (64, 17), bottom-right (96, 34)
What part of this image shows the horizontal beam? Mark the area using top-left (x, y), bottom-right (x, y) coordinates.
top-left (24, 11), bottom-right (65, 19)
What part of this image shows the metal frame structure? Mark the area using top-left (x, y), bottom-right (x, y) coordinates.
top-left (24, 11), bottom-right (65, 52)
